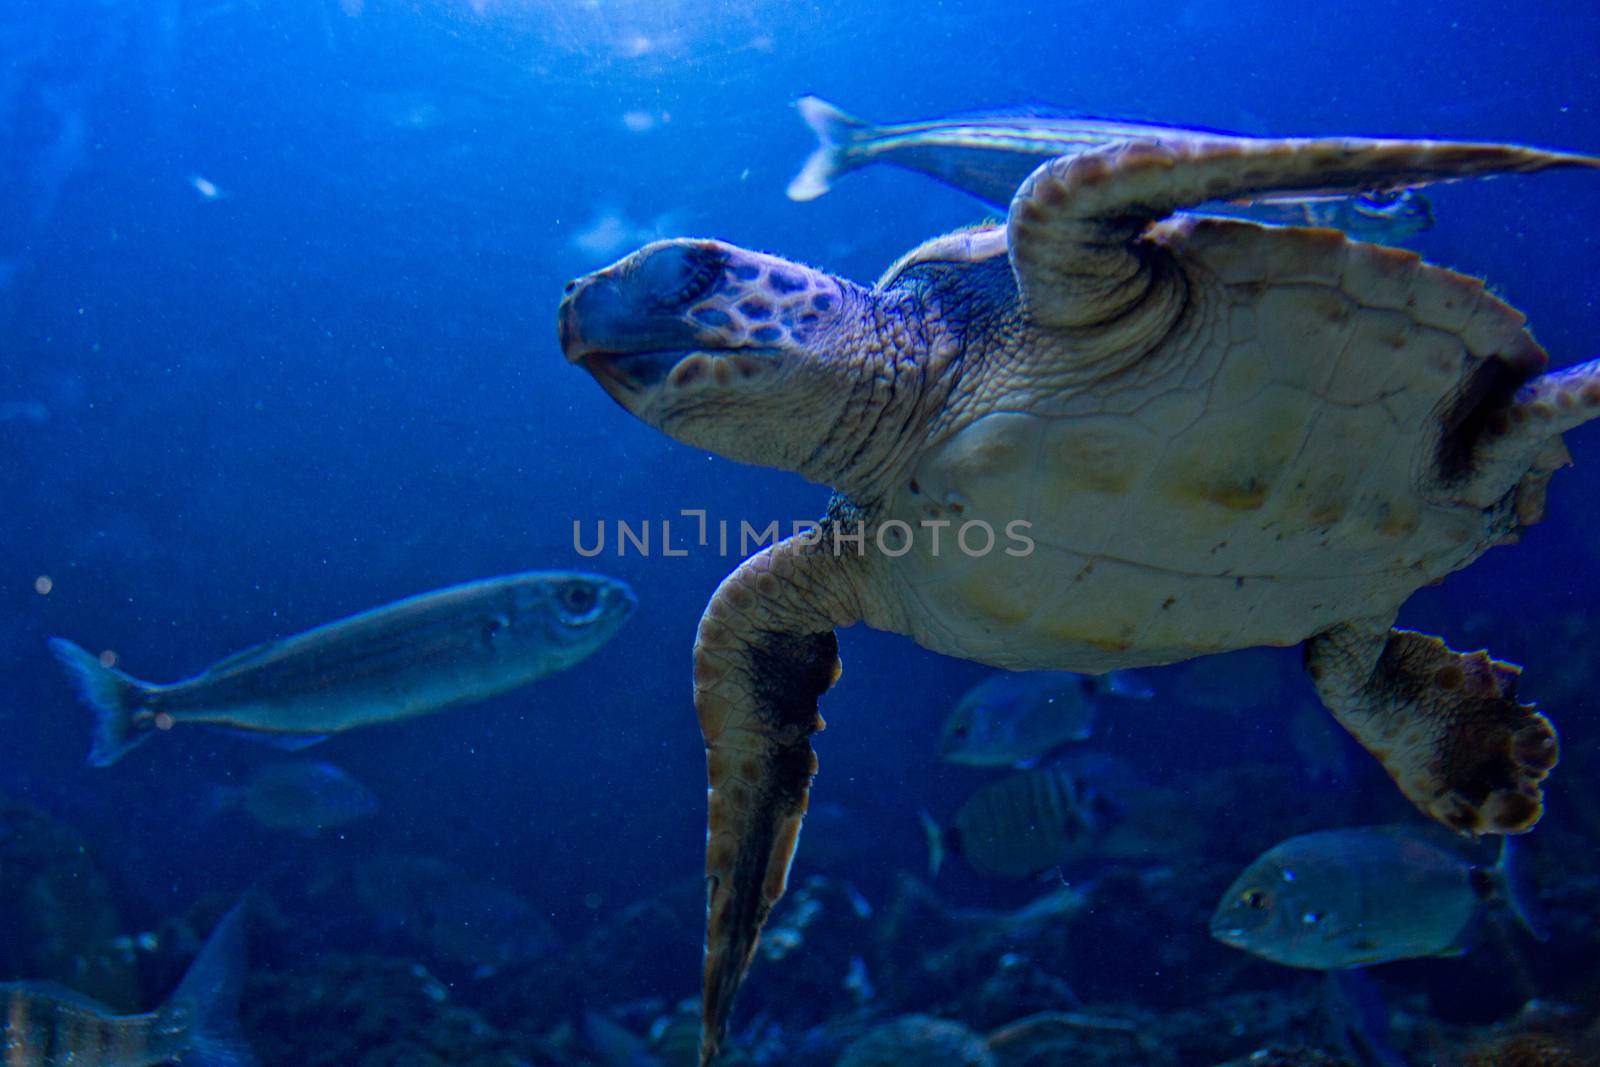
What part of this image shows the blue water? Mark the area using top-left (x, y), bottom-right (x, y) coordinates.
top-left (4, 1), bottom-right (1599, 1062)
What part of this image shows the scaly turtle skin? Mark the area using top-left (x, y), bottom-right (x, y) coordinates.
top-left (557, 135), bottom-right (1599, 1065)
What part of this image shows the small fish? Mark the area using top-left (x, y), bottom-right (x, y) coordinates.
top-left (1195, 188), bottom-right (1435, 245)
top-left (939, 669), bottom-right (1150, 768)
top-left (789, 96), bottom-right (1435, 246)
top-left (49, 571), bottom-right (634, 766)
top-left (213, 761), bottom-right (378, 833)
top-left (1, 900), bottom-right (255, 1067)
top-left (922, 764), bottom-right (1116, 879)
top-left (1211, 826), bottom-right (1544, 969)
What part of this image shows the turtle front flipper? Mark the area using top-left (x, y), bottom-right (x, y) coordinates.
top-left (693, 533), bottom-right (864, 1065)
top-left (1006, 136), bottom-right (1597, 328)
top-left (1305, 620), bottom-right (1559, 835)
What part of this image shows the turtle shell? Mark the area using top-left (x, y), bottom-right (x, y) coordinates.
top-left (875, 217), bottom-right (1545, 672)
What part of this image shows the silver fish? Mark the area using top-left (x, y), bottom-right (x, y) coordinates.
top-left (213, 760), bottom-right (378, 833)
top-left (789, 96), bottom-right (1435, 246)
top-left (0, 901), bottom-right (254, 1067)
top-left (939, 669), bottom-right (1150, 768)
top-left (50, 571), bottom-right (635, 766)
top-left (1211, 826), bottom-right (1542, 969)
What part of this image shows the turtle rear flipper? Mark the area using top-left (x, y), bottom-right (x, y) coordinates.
top-left (1006, 136), bottom-right (1598, 329)
top-left (1305, 621), bottom-right (1558, 834)
top-left (693, 535), bottom-right (863, 1066)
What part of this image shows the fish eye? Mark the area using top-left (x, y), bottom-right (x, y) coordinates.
top-left (559, 582), bottom-right (599, 617)
top-left (1241, 888), bottom-right (1271, 911)
top-left (950, 723), bottom-right (970, 737)
top-left (482, 613), bottom-right (510, 644)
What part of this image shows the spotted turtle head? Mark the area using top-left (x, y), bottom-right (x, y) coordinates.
top-left (559, 238), bottom-right (871, 474)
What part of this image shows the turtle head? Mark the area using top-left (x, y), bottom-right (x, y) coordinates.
top-left (560, 239), bottom-right (888, 481)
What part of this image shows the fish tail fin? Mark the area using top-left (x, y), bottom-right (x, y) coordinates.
top-left (1493, 835), bottom-right (1550, 942)
top-left (918, 809), bottom-right (946, 879)
top-left (787, 95), bottom-right (876, 201)
top-left (163, 899), bottom-right (258, 1067)
top-left (47, 637), bottom-right (157, 767)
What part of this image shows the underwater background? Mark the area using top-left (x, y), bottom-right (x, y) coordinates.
top-left (3, 1), bottom-right (1600, 1064)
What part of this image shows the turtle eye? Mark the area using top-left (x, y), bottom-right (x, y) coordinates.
top-left (1241, 888), bottom-right (1272, 911)
top-left (559, 581), bottom-right (600, 619)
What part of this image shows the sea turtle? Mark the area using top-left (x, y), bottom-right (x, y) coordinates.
top-left (557, 135), bottom-right (1599, 1063)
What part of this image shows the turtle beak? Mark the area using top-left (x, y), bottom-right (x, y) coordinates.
top-left (556, 277), bottom-right (592, 363)
top-left (559, 273), bottom-right (671, 364)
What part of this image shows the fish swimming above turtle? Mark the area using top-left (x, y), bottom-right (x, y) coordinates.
top-left (787, 95), bottom-right (1436, 246)
top-left (558, 132), bottom-right (1599, 1064)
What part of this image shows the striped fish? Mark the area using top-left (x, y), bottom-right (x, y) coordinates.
top-left (1, 902), bottom-right (254, 1067)
top-left (789, 96), bottom-right (1435, 246)
top-left (49, 571), bottom-right (635, 766)
top-left (922, 765), bottom-right (1113, 879)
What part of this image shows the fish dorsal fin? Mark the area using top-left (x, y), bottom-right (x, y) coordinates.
top-left (202, 637), bottom-right (289, 677)
top-left (936, 102), bottom-right (1250, 139)
top-left (938, 102), bottom-right (1088, 122)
